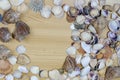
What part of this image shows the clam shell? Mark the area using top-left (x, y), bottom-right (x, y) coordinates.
top-left (0, 0), bottom-right (11, 11)
top-left (80, 31), bottom-right (92, 42)
top-left (80, 66), bottom-right (91, 76)
top-left (39, 70), bottom-right (48, 78)
top-left (9, 0), bottom-right (24, 6)
top-left (92, 43), bottom-right (104, 51)
top-left (90, 8), bottom-right (100, 18)
top-left (81, 55), bottom-right (91, 67)
top-left (68, 70), bottom-right (80, 78)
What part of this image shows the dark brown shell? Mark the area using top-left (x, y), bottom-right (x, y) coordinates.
top-left (12, 21), bottom-right (30, 41)
top-left (62, 56), bottom-right (76, 73)
top-left (0, 27), bottom-right (11, 42)
top-left (2, 9), bottom-right (20, 24)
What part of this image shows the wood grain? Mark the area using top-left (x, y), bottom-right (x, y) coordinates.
top-left (0, 0), bottom-right (120, 80)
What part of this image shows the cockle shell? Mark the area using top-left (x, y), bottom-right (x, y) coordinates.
top-left (17, 3), bottom-right (28, 13)
top-left (9, 0), bottom-right (24, 6)
top-left (53, 0), bottom-right (63, 6)
top-left (0, 0), bottom-right (11, 11)
top-left (0, 60), bottom-right (12, 75)
top-left (0, 27), bottom-right (11, 42)
top-left (5, 74), bottom-right (14, 80)
top-left (80, 66), bottom-right (91, 76)
top-left (12, 21), bottom-right (30, 41)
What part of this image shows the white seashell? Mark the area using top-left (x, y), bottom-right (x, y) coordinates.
top-left (81, 41), bottom-right (92, 53)
top-left (106, 59), bottom-right (113, 67)
top-left (8, 56), bottom-right (17, 65)
top-left (80, 75), bottom-right (88, 80)
top-left (40, 5), bottom-right (51, 18)
top-left (30, 76), bottom-right (38, 80)
top-left (5, 74), bottom-right (14, 80)
top-left (98, 59), bottom-right (105, 70)
top-left (0, 74), bottom-right (5, 79)
top-left (74, 0), bottom-right (86, 10)
top-left (18, 66), bottom-right (29, 73)
top-left (75, 54), bottom-right (82, 64)
top-left (13, 70), bottom-right (22, 79)
top-left (63, 4), bottom-right (70, 12)
top-left (92, 43), bottom-right (104, 51)
top-left (49, 69), bottom-right (61, 80)
top-left (39, 70), bottom-right (48, 78)
top-left (70, 23), bottom-right (76, 30)
top-left (76, 15), bottom-right (86, 25)
top-left (30, 66), bottom-right (40, 74)
top-left (71, 30), bottom-right (80, 36)
top-left (81, 66), bottom-right (91, 76)
top-left (0, 0), bottom-right (11, 11)
top-left (101, 10), bottom-right (108, 17)
top-left (99, 0), bottom-right (106, 6)
top-left (17, 3), bottom-right (28, 13)
top-left (16, 45), bottom-right (26, 54)
top-left (53, 0), bottom-right (63, 6)
top-left (81, 55), bottom-right (91, 67)
top-left (88, 25), bottom-right (96, 34)
top-left (80, 31), bottom-right (92, 42)
top-left (90, 0), bottom-right (99, 8)
top-left (90, 59), bottom-right (97, 69)
top-left (66, 46), bottom-right (77, 55)
top-left (9, 0), bottom-right (24, 6)
top-left (68, 70), bottom-right (80, 78)
top-left (52, 6), bottom-right (64, 18)
top-left (112, 12), bottom-right (118, 19)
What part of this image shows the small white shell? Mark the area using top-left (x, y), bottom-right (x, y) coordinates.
top-left (75, 54), bottom-right (82, 64)
top-left (80, 31), bottom-right (92, 42)
top-left (90, 59), bottom-right (97, 69)
top-left (76, 15), bottom-right (86, 25)
top-left (74, 0), bottom-right (86, 10)
top-left (81, 41), bottom-right (92, 53)
top-left (70, 23), bottom-right (76, 30)
top-left (68, 70), bottom-right (80, 78)
top-left (90, 0), bottom-right (99, 8)
top-left (16, 45), bottom-right (26, 54)
top-left (17, 3), bottom-right (28, 13)
top-left (63, 4), bottom-right (70, 12)
top-left (90, 9), bottom-right (99, 18)
top-left (0, 0), bottom-right (11, 11)
top-left (112, 12), bottom-right (118, 19)
top-left (81, 55), bottom-right (91, 67)
top-left (98, 59), bottom-right (105, 70)
top-left (18, 66), bottom-right (29, 73)
top-left (81, 66), bottom-right (91, 76)
top-left (30, 66), bottom-right (40, 74)
top-left (66, 46), bottom-right (77, 55)
top-left (39, 70), bottom-right (48, 78)
top-left (5, 74), bottom-right (14, 80)
top-left (108, 20), bottom-right (119, 32)
top-left (49, 69), bottom-right (61, 80)
top-left (13, 70), bottom-right (22, 79)
top-left (9, 0), bottom-right (24, 6)
top-left (88, 25), bottom-right (96, 34)
top-left (40, 5), bottom-right (51, 18)
top-left (8, 56), bottom-right (17, 65)
top-left (71, 30), bottom-right (80, 36)
top-left (0, 74), bottom-right (5, 79)
top-left (92, 43), bottom-right (104, 51)
top-left (30, 76), bottom-right (38, 80)
top-left (53, 0), bottom-right (63, 6)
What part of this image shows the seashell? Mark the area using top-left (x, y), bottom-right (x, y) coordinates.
top-left (105, 66), bottom-right (120, 80)
top-left (88, 25), bottom-right (96, 34)
top-left (101, 10), bottom-right (109, 17)
top-left (71, 30), bottom-right (80, 37)
top-left (70, 23), bottom-right (76, 30)
top-left (74, 22), bottom-right (86, 30)
top-left (63, 4), bottom-right (70, 12)
top-left (9, 0), bottom-right (24, 6)
top-left (90, 0), bottom-right (99, 8)
top-left (106, 59), bottom-right (113, 67)
top-left (72, 77), bottom-right (80, 80)
top-left (0, 0), bottom-right (11, 11)
top-left (83, 6), bottom-right (91, 15)
top-left (77, 44), bottom-right (86, 55)
top-left (92, 43), bottom-right (104, 51)
top-left (80, 66), bottom-right (91, 76)
top-left (17, 3), bottom-right (28, 13)
top-left (71, 36), bottom-right (80, 42)
top-left (75, 54), bottom-right (82, 64)
top-left (62, 56), bottom-right (76, 73)
top-left (66, 13), bottom-right (76, 23)
top-left (68, 70), bottom-right (80, 78)
top-left (13, 70), bottom-right (22, 79)
top-left (5, 74), bottom-right (14, 80)
top-left (66, 46), bottom-right (77, 55)
top-left (111, 12), bottom-right (118, 19)
top-left (20, 75), bottom-right (29, 80)
top-left (18, 66), bottom-right (29, 73)
top-left (98, 0), bottom-right (106, 7)
top-left (17, 54), bottom-right (30, 65)
top-left (81, 55), bottom-right (91, 67)
top-left (76, 15), bottom-right (86, 25)
top-left (72, 42), bottom-right (80, 49)
top-left (40, 5), bottom-right (51, 18)
top-left (0, 74), bottom-right (5, 79)
top-left (68, 7), bottom-right (78, 17)
top-left (16, 45), bottom-right (26, 54)
top-left (30, 66), bottom-right (39, 74)
top-left (81, 41), bottom-right (92, 53)
top-left (113, 3), bottom-right (120, 12)
top-left (74, 0), bottom-right (86, 10)
top-left (53, 0), bottom-right (63, 6)
top-left (97, 59), bottom-right (105, 70)
top-left (52, 6), bottom-right (64, 18)
top-left (80, 31), bottom-right (92, 42)
top-left (88, 71), bottom-right (99, 80)
top-left (12, 21), bottom-right (30, 41)
top-left (39, 70), bottom-right (48, 78)
top-left (102, 5), bottom-right (113, 11)
top-left (90, 8), bottom-right (100, 18)
top-left (8, 56), bottom-right (17, 65)
top-left (0, 45), bottom-right (12, 59)
top-left (96, 52), bottom-right (103, 59)
top-left (80, 75), bottom-right (88, 80)
top-left (0, 60), bottom-right (12, 75)
top-left (90, 59), bottom-right (97, 69)
top-left (0, 27), bottom-right (11, 42)
top-left (29, 0), bottom-right (44, 12)
top-left (49, 69), bottom-right (61, 80)
top-left (108, 31), bottom-right (117, 41)
top-left (30, 76), bottom-right (38, 80)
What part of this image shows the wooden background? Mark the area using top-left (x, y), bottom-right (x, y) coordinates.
top-left (0, 0), bottom-right (120, 80)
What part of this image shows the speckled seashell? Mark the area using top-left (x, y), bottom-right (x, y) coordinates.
top-left (0, 0), bottom-right (11, 11)
top-left (13, 70), bottom-right (22, 79)
top-left (81, 55), bottom-right (91, 67)
top-left (0, 27), bottom-right (11, 42)
top-left (74, 0), bottom-right (86, 10)
top-left (17, 54), bottom-right (30, 65)
top-left (80, 31), bottom-right (92, 42)
top-left (40, 5), bottom-right (51, 18)
top-left (0, 60), bottom-right (12, 75)
top-left (90, 9), bottom-right (100, 18)
top-left (9, 0), bottom-right (24, 6)
top-left (76, 15), bottom-right (86, 25)
top-left (52, 6), bottom-right (64, 18)
top-left (102, 5), bottom-right (113, 11)
top-left (29, 0), bottom-right (44, 12)
top-left (12, 21), bottom-right (30, 41)
top-left (53, 0), bottom-right (63, 6)
top-left (17, 3), bottom-right (28, 13)
top-left (2, 9), bottom-right (20, 24)
top-left (8, 56), bottom-right (17, 65)
top-left (81, 41), bottom-right (92, 53)
top-left (80, 66), bottom-right (91, 76)
top-left (90, 0), bottom-right (99, 8)
top-left (5, 74), bottom-right (14, 80)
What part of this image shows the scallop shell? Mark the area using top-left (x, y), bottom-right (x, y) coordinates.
top-left (12, 21), bottom-right (30, 41)
top-left (9, 0), bottom-right (24, 6)
top-left (17, 3), bottom-right (28, 13)
top-left (0, 0), bottom-right (11, 11)
top-left (0, 60), bottom-right (12, 75)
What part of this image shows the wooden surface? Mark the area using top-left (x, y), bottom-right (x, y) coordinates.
top-left (0, 0), bottom-right (120, 80)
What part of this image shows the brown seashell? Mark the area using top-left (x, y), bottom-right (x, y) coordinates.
top-left (2, 9), bottom-right (20, 24)
top-left (0, 60), bottom-right (12, 75)
top-left (68, 7), bottom-right (79, 17)
top-left (96, 52), bottom-right (103, 59)
top-left (0, 45), bottom-right (12, 59)
top-left (105, 66), bottom-right (120, 80)
top-left (66, 13), bottom-right (76, 23)
top-left (0, 27), bottom-right (11, 42)
top-left (62, 56), bottom-right (76, 73)
top-left (12, 21), bottom-right (30, 41)
top-left (77, 45), bottom-right (85, 55)
top-left (17, 54), bottom-right (30, 65)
